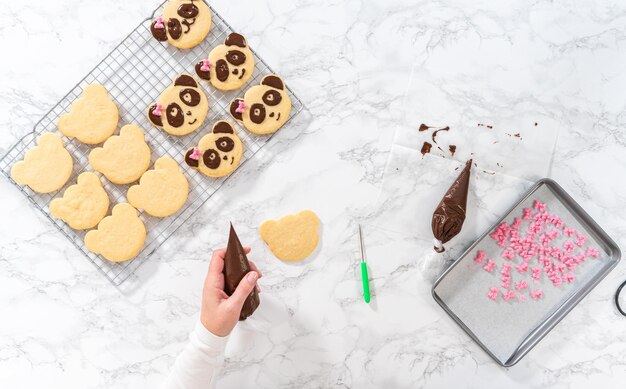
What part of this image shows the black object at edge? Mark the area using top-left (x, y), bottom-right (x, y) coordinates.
top-left (616, 280), bottom-right (626, 317)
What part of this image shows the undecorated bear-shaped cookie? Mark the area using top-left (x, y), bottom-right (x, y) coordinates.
top-left (150, 0), bottom-right (212, 49)
top-left (127, 157), bottom-right (189, 217)
top-left (147, 74), bottom-right (208, 136)
top-left (10, 132), bottom-right (73, 193)
top-left (195, 32), bottom-right (254, 91)
top-left (184, 121), bottom-right (243, 178)
top-left (260, 210), bottom-right (320, 261)
top-left (229, 74), bottom-right (291, 135)
top-left (58, 84), bottom-right (119, 145)
top-left (85, 203), bottom-right (146, 262)
top-left (88, 124), bottom-right (151, 184)
top-left (49, 172), bottom-right (110, 230)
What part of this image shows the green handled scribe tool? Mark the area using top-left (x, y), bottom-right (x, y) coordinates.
top-left (358, 224), bottom-right (371, 303)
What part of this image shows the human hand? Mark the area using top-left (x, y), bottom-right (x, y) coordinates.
top-left (200, 247), bottom-right (262, 337)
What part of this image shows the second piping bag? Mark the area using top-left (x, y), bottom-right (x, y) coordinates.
top-left (431, 159), bottom-right (472, 253)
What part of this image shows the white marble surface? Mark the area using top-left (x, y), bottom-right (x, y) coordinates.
top-left (1, 0), bottom-right (626, 388)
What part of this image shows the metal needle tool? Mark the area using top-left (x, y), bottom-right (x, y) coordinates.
top-left (358, 224), bottom-right (371, 303)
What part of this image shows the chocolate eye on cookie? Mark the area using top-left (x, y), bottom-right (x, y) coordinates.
top-left (195, 32), bottom-right (255, 91)
top-left (150, 0), bottom-right (212, 49)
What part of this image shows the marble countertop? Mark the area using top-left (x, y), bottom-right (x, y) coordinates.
top-left (2, 0), bottom-right (626, 387)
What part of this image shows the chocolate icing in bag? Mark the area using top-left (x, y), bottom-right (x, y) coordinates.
top-left (224, 223), bottom-right (260, 320)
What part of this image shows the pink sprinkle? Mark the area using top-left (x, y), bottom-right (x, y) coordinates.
top-left (575, 234), bottom-right (587, 247)
top-left (531, 267), bottom-right (542, 280)
top-left (483, 259), bottom-right (496, 273)
top-left (515, 280), bottom-right (528, 291)
top-left (200, 59), bottom-right (211, 72)
top-left (503, 290), bottom-right (516, 301)
top-left (516, 263), bottom-right (529, 274)
top-left (152, 103), bottom-right (164, 117)
top-left (501, 248), bottom-right (515, 261)
top-left (586, 247), bottom-right (600, 258)
top-left (563, 227), bottom-right (576, 237)
top-left (533, 200), bottom-right (546, 212)
top-left (473, 250), bottom-right (486, 264)
top-left (563, 273), bottom-right (575, 283)
top-left (487, 287), bottom-right (500, 301)
top-left (519, 294), bottom-right (526, 302)
top-left (189, 147), bottom-right (201, 161)
top-left (154, 16), bottom-right (165, 29)
top-left (235, 100), bottom-right (246, 114)
top-left (563, 241), bottom-right (574, 252)
top-left (531, 289), bottom-right (543, 300)
top-left (522, 208), bottom-right (533, 220)
top-left (501, 264), bottom-right (512, 274)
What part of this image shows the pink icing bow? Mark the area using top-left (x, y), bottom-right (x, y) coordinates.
top-left (154, 17), bottom-right (165, 29)
top-left (189, 147), bottom-right (202, 161)
top-left (200, 59), bottom-right (211, 72)
top-left (235, 100), bottom-right (246, 114)
top-left (152, 103), bottom-right (164, 117)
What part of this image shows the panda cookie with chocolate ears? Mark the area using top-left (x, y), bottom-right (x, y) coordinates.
top-left (195, 32), bottom-right (254, 91)
top-left (150, 0), bottom-right (212, 49)
top-left (184, 121), bottom-right (243, 178)
top-left (229, 74), bottom-right (291, 135)
top-left (147, 73), bottom-right (208, 136)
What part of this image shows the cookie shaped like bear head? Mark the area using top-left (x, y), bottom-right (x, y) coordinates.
top-left (260, 210), bottom-right (321, 262)
top-left (195, 32), bottom-right (255, 91)
top-left (184, 121), bottom-right (243, 178)
top-left (229, 74), bottom-right (292, 135)
top-left (148, 74), bottom-right (208, 136)
top-left (150, 0), bottom-right (212, 49)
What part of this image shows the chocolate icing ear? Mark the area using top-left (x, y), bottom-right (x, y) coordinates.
top-left (224, 32), bottom-right (247, 48)
top-left (229, 99), bottom-right (244, 122)
top-left (213, 121), bottom-right (235, 134)
top-left (261, 75), bottom-right (284, 90)
top-left (184, 149), bottom-right (199, 168)
top-left (174, 74), bottom-right (198, 88)
top-left (148, 104), bottom-right (163, 127)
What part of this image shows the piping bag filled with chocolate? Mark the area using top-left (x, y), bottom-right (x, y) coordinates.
top-left (431, 159), bottom-right (472, 253)
top-left (224, 223), bottom-right (260, 320)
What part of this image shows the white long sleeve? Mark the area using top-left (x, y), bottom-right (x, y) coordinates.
top-left (162, 321), bottom-right (229, 389)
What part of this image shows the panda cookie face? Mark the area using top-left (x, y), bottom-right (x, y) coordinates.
top-left (147, 74), bottom-right (208, 136)
top-left (58, 84), bottom-right (119, 145)
top-left (150, 0), bottom-right (212, 49)
top-left (88, 124), bottom-right (151, 184)
top-left (10, 132), bottom-right (73, 193)
top-left (195, 33), bottom-right (254, 91)
top-left (127, 157), bottom-right (189, 218)
top-left (229, 74), bottom-right (291, 135)
top-left (50, 172), bottom-right (110, 230)
top-left (85, 203), bottom-right (146, 262)
top-left (184, 121), bottom-right (243, 178)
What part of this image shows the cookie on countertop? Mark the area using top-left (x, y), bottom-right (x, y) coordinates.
top-left (85, 203), bottom-right (146, 262)
top-left (58, 84), bottom-right (119, 145)
top-left (10, 132), bottom-right (73, 193)
top-left (88, 124), bottom-right (151, 185)
top-left (229, 74), bottom-right (291, 135)
top-left (184, 120), bottom-right (243, 178)
top-left (127, 157), bottom-right (189, 217)
top-left (259, 210), bottom-right (320, 261)
top-left (147, 74), bottom-right (208, 136)
top-left (150, 0), bottom-right (212, 49)
top-left (49, 172), bottom-right (110, 230)
top-left (195, 32), bottom-right (254, 91)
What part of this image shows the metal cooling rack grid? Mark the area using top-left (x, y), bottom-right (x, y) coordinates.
top-left (0, 0), bottom-right (306, 286)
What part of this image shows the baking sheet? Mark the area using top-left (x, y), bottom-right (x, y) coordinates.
top-left (432, 179), bottom-right (621, 366)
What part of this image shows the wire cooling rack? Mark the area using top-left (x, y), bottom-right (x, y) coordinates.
top-left (0, 0), bottom-right (306, 286)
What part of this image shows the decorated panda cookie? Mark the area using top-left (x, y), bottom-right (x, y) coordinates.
top-left (194, 32), bottom-right (254, 91)
top-left (229, 74), bottom-right (291, 135)
top-left (184, 120), bottom-right (243, 178)
top-left (147, 74), bottom-right (208, 136)
top-left (150, 0), bottom-right (212, 49)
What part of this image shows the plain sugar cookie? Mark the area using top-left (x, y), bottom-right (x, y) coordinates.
top-left (147, 74), bottom-right (208, 136)
top-left (230, 74), bottom-right (291, 135)
top-left (85, 203), bottom-right (146, 262)
top-left (195, 32), bottom-right (254, 91)
top-left (150, 0), bottom-right (212, 49)
top-left (184, 120), bottom-right (243, 178)
top-left (49, 172), bottom-right (110, 230)
top-left (58, 84), bottom-right (119, 144)
top-left (127, 157), bottom-right (189, 217)
top-left (88, 124), bottom-right (151, 184)
top-left (10, 132), bottom-right (73, 193)
top-left (260, 210), bottom-right (320, 261)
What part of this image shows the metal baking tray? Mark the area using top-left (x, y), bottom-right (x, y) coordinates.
top-left (432, 178), bottom-right (621, 367)
top-left (0, 0), bottom-right (306, 286)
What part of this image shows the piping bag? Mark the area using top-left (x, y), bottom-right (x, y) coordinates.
top-left (431, 159), bottom-right (472, 253)
top-left (224, 223), bottom-right (260, 320)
